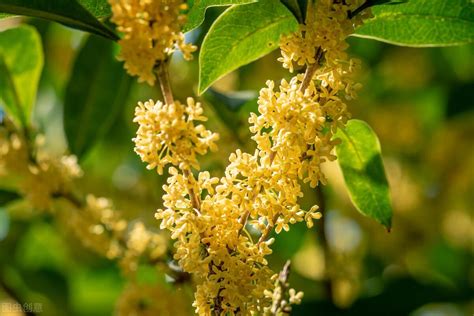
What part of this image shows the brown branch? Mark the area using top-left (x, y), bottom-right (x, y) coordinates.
top-left (182, 168), bottom-right (201, 210)
top-left (258, 213), bottom-right (279, 244)
top-left (51, 190), bottom-right (84, 208)
top-left (270, 260), bottom-right (292, 315)
top-left (300, 47), bottom-right (323, 93)
top-left (156, 59), bottom-right (175, 106)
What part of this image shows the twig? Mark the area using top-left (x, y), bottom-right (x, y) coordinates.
top-left (182, 168), bottom-right (201, 210)
top-left (300, 48), bottom-right (323, 93)
top-left (270, 260), bottom-right (292, 315)
top-left (156, 59), bottom-right (175, 106)
top-left (51, 191), bottom-right (84, 208)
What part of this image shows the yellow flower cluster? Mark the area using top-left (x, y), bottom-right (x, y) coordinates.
top-left (109, 0), bottom-right (197, 85)
top-left (279, 0), bottom-right (367, 74)
top-left (121, 221), bottom-right (167, 274)
top-left (0, 131), bottom-right (82, 210)
top-left (62, 195), bottom-right (168, 273)
top-left (250, 74), bottom-right (343, 188)
top-left (65, 194), bottom-right (128, 258)
top-left (0, 124), bottom-right (167, 275)
top-left (116, 282), bottom-right (191, 316)
top-left (264, 262), bottom-right (304, 315)
top-left (131, 0), bottom-right (367, 314)
top-left (157, 164), bottom-right (276, 314)
top-left (133, 98), bottom-right (219, 174)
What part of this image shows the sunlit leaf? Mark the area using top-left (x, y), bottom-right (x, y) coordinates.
top-left (0, 25), bottom-right (43, 127)
top-left (78, 0), bottom-right (111, 18)
top-left (184, 0), bottom-right (256, 32)
top-left (335, 119), bottom-right (393, 229)
top-left (0, 0), bottom-right (118, 40)
top-left (354, 0), bottom-right (474, 47)
top-left (198, 0), bottom-right (298, 94)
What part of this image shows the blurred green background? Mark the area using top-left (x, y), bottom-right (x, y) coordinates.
top-left (0, 8), bottom-right (473, 316)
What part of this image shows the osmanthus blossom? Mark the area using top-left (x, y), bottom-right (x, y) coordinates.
top-left (109, 0), bottom-right (197, 85)
top-left (133, 98), bottom-right (219, 174)
top-left (130, 0), bottom-right (369, 313)
top-left (0, 131), bottom-right (82, 210)
top-left (0, 127), bottom-right (168, 278)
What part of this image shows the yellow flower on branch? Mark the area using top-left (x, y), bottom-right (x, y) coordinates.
top-left (130, 0), bottom-right (370, 313)
top-left (109, 0), bottom-right (197, 85)
top-left (133, 97), bottom-right (219, 174)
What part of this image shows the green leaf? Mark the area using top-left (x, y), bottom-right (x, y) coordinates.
top-left (0, 190), bottom-right (18, 241)
top-left (281, 0), bottom-right (304, 23)
top-left (0, 57), bottom-right (22, 127)
top-left (0, 207), bottom-right (9, 241)
top-left (205, 88), bottom-right (257, 112)
top-left (353, 0), bottom-right (474, 47)
top-left (203, 89), bottom-right (256, 144)
top-left (350, 1), bottom-right (406, 18)
top-left (0, 0), bottom-right (118, 40)
top-left (64, 34), bottom-right (132, 159)
top-left (0, 0), bottom-right (111, 19)
top-left (0, 26), bottom-right (43, 127)
top-left (0, 190), bottom-right (21, 206)
top-left (335, 119), bottom-right (392, 229)
top-left (198, 0), bottom-right (298, 94)
top-left (78, 0), bottom-right (111, 18)
top-left (184, 0), bottom-right (256, 32)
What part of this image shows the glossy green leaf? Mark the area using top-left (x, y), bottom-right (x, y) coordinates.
top-left (281, 0), bottom-right (304, 23)
top-left (354, 0), bottom-right (474, 47)
top-left (335, 119), bottom-right (393, 229)
top-left (0, 0), bottom-right (118, 40)
top-left (78, 0), bottom-right (111, 18)
top-left (64, 34), bottom-right (132, 159)
top-left (350, 1), bottom-right (405, 18)
top-left (198, 0), bottom-right (298, 94)
top-left (0, 26), bottom-right (43, 127)
top-left (184, 0), bottom-right (256, 32)
top-left (0, 0), bottom-right (111, 19)
top-left (0, 58), bottom-right (22, 127)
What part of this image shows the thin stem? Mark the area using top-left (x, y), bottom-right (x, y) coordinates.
top-left (315, 185), bottom-right (333, 301)
top-left (156, 59), bottom-right (175, 106)
top-left (155, 60), bottom-right (202, 210)
top-left (182, 168), bottom-right (201, 210)
top-left (237, 210), bottom-right (250, 236)
top-left (155, 59), bottom-right (202, 211)
top-left (258, 213), bottom-right (279, 244)
top-left (270, 260), bottom-right (292, 315)
top-left (51, 191), bottom-right (84, 208)
top-left (300, 47), bottom-right (323, 93)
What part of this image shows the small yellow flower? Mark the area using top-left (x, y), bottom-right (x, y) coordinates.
top-left (133, 98), bottom-right (219, 173)
top-left (141, 0), bottom-right (371, 313)
top-left (109, 0), bottom-right (197, 85)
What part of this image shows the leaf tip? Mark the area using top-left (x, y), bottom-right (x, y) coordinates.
top-left (197, 82), bottom-right (208, 96)
top-left (383, 217), bottom-right (392, 232)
